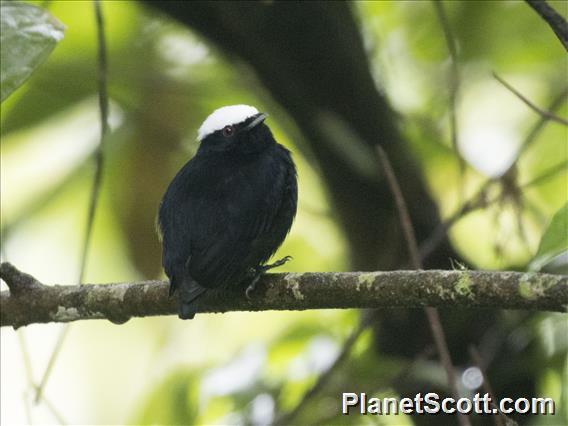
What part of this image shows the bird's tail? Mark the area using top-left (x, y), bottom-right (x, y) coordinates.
top-left (174, 276), bottom-right (207, 320)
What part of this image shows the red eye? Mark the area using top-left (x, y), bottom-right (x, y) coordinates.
top-left (222, 125), bottom-right (234, 137)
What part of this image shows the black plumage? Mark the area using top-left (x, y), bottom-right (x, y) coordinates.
top-left (158, 107), bottom-right (297, 319)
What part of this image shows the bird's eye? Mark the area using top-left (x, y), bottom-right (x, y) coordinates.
top-left (222, 125), bottom-right (234, 137)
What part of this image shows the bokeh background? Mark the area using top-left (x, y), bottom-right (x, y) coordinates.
top-left (1, 1), bottom-right (566, 425)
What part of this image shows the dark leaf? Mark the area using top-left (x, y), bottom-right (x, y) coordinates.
top-left (0, 1), bottom-right (64, 102)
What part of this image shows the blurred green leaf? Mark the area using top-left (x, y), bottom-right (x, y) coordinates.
top-left (133, 370), bottom-right (199, 425)
top-left (530, 202), bottom-right (568, 272)
top-left (0, 1), bottom-right (64, 102)
top-left (1, 2), bottom-right (567, 424)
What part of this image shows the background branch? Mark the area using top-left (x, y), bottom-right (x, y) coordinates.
top-left (493, 72), bottom-right (568, 126)
top-left (432, 0), bottom-right (465, 203)
top-left (1, 262), bottom-right (566, 329)
top-left (419, 89), bottom-right (568, 263)
top-left (377, 145), bottom-right (469, 426)
top-left (32, 0), bottom-right (112, 406)
top-left (525, 0), bottom-right (568, 51)
top-left (273, 311), bottom-right (377, 426)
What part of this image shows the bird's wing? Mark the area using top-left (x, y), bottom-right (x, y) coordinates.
top-left (158, 160), bottom-right (197, 293)
top-left (160, 148), bottom-right (295, 291)
top-left (189, 150), bottom-right (293, 288)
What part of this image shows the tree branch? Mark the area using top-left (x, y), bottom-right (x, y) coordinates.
top-left (419, 89), bottom-right (568, 263)
top-left (525, 0), bottom-right (568, 51)
top-left (377, 145), bottom-right (470, 426)
top-left (493, 73), bottom-right (568, 126)
top-left (432, 0), bottom-right (466, 204)
top-left (1, 262), bottom-right (566, 329)
top-left (273, 310), bottom-right (377, 426)
top-left (31, 0), bottom-right (112, 406)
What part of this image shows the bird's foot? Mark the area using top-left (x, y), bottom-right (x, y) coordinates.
top-left (245, 272), bottom-right (262, 300)
top-left (245, 256), bottom-right (293, 300)
top-left (261, 255), bottom-right (293, 272)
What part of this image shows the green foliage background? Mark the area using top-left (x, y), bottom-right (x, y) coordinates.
top-left (1, 1), bottom-right (566, 425)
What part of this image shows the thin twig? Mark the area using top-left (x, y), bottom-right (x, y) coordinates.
top-left (376, 146), bottom-right (470, 426)
top-left (17, 334), bottom-right (37, 422)
top-left (493, 73), bottom-right (568, 126)
top-left (419, 89), bottom-right (568, 263)
top-left (520, 160), bottom-right (568, 188)
top-left (276, 149), bottom-right (566, 426)
top-left (17, 332), bottom-right (35, 388)
top-left (272, 142), bottom-right (426, 424)
top-left (309, 347), bottom-right (435, 425)
top-left (43, 396), bottom-right (68, 425)
top-left (469, 346), bottom-right (514, 426)
top-left (525, 0), bottom-right (568, 51)
top-left (376, 146), bottom-right (421, 268)
top-left (273, 311), bottom-right (376, 425)
top-left (34, 326), bottom-right (71, 403)
top-left (518, 88), bottom-right (568, 155)
top-left (34, 0), bottom-right (110, 404)
top-left (419, 184), bottom-right (490, 262)
top-left (19, 329), bottom-right (68, 421)
top-left (432, 0), bottom-right (466, 203)
top-left (274, 131), bottom-right (449, 424)
top-left (80, 0), bottom-right (110, 285)
top-left (423, 307), bottom-right (463, 403)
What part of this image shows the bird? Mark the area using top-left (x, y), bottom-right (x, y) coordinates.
top-left (157, 105), bottom-right (298, 319)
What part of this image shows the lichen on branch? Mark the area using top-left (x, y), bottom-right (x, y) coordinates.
top-left (1, 262), bottom-right (566, 329)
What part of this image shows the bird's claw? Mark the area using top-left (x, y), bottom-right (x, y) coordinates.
top-left (245, 284), bottom-right (254, 300)
top-left (245, 274), bottom-right (261, 300)
top-left (263, 255), bottom-right (293, 271)
top-left (245, 256), bottom-right (293, 300)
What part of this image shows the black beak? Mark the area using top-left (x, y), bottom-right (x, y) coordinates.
top-left (244, 112), bottom-right (268, 131)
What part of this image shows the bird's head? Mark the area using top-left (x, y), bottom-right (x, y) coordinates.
top-left (196, 105), bottom-right (272, 154)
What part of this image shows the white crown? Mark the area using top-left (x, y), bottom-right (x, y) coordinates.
top-left (197, 105), bottom-right (259, 141)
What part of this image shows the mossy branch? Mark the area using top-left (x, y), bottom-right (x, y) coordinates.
top-left (1, 262), bottom-right (566, 329)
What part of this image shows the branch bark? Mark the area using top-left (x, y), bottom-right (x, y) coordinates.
top-left (1, 262), bottom-right (566, 329)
